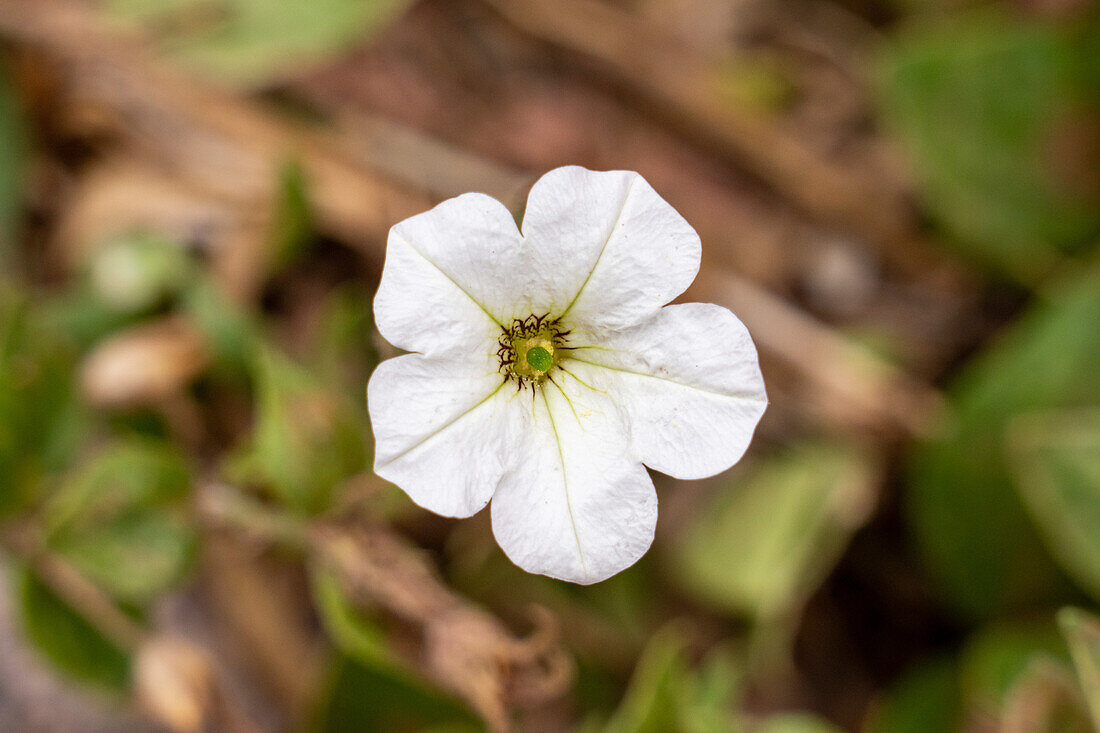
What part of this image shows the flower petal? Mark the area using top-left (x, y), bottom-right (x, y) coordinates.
top-left (490, 374), bottom-right (657, 584)
top-left (368, 353), bottom-right (519, 518)
top-left (567, 303), bottom-right (767, 480)
top-left (374, 193), bottom-right (525, 356)
top-left (521, 166), bottom-right (701, 332)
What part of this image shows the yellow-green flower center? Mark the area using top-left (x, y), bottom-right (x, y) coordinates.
top-left (497, 314), bottom-right (572, 389)
top-left (513, 336), bottom-right (555, 378)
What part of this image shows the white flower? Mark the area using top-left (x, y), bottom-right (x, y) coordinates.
top-left (367, 166), bottom-right (767, 584)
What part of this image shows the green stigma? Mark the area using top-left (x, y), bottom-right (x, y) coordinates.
top-left (526, 346), bottom-right (552, 372)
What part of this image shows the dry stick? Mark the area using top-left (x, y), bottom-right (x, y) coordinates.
top-left (481, 0), bottom-right (944, 276)
top-left (199, 482), bottom-right (571, 733)
top-left (200, 532), bottom-right (327, 718)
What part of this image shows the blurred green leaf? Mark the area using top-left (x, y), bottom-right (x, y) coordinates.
top-left (42, 440), bottom-right (191, 534)
top-left (180, 275), bottom-right (261, 375)
top-left (907, 269), bottom-right (1100, 617)
top-left (107, 0), bottom-right (415, 87)
top-left (42, 440), bottom-right (195, 603)
top-left (673, 443), bottom-right (877, 620)
top-left (959, 622), bottom-right (1067, 711)
top-left (879, 12), bottom-right (1100, 279)
top-left (312, 286), bottom-right (379, 400)
top-left (87, 232), bottom-right (196, 313)
top-left (42, 288), bottom-right (142, 350)
top-left (597, 625), bottom-right (742, 733)
top-left (753, 714), bottom-right (843, 733)
top-left (713, 56), bottom-right (796, 114)
top-left (1010, 409), bottom-right (1100, 603)
top-left (232, 346), bottom-right (366, 514)
top-left (312, 657), bottom-right (482, 733)
top-left (0, 64), bottom-right (27, 266)
top-left (13, 565), bottom-right (130, 693)
top-left (270, 161), bottom-right (314, 276)
top-left (1059, 607), bottom-right (1100, 730)
top-left (865, 657), bottom-right (960, 733)
top-left (0, 287), bottom-right (84, 518)
top-left (55, 512), bottom-right (194, 604)
top-left (312, 568), bottom-right (402, 671)
top-left (310, 570), bottom-right (480, 731)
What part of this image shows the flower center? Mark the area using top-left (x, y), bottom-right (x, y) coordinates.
top-left (497, 313), bottom-right (572, 389)
top-left (514, 336), bottom-right (555, 379)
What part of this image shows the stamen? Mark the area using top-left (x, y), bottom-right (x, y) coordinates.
top-left (496, 313), bottom-right (570, 388)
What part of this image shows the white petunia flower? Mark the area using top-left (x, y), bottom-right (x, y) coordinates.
top-left (367, 166), bottom-right (767, 584)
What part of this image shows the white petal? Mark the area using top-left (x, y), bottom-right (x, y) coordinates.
top-left (566, 303), bottom-right (767, 480)
top-left (490, 374), bottom-right (657, 584)
top-left (368, 353), bottom-right (520, 518)
top-left (521, 166), bottom-right (701, 332)
top-left (374, 193), bottom-right (524, 356)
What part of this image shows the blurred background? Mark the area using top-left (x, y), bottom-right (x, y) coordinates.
top-left (0, 0), bottom-right (1098, 731)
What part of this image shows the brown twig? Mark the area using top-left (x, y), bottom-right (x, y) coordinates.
top-left (199, 482), bottom-right (572, 733)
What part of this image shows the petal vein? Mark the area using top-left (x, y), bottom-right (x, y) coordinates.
top-left (378, 382), bottom-right (506, 468)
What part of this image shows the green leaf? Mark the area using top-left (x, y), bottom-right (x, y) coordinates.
top-left (753, 714), bottom-right (843, 733)
top-left (310, 570), bottom-right (480, 731)
top-left (673, 443), bottom-right (877, 620)
top-left (55, 511), bottom-right (194, 604)
top-left (235, 347), bottom-right (367, 514)
top-left (600, 627), bottom-right (685, 733)
top-left (41, 287), bottom-right (146, 350)
top-left (42, 440), bottom-right (195, 603)
top-left (865, 657), bottom-right (960, 733)
top-left (86, 232), bottom-right (196, 314)
top-left (1010, 409), bottom-right (1100, 603)
top-left (269, 161), bottom-right (314, 276)
top-left (311, 286), bottom-right (379, 402)
top-left (312, 568), bottom-right (402, 671)
top-left (106, 0), bottom-right (415, 87)
top-left (180, 275), bottom-right (261, 375)
top-left (0, 286), bottom-right (84, 517)
top-left (43, 440), bottom-right (191, 535)
top-left (906, 269), bottom-right (1100, 617)
top-left (959, 622), bottom-right (1067, 710)
top-left (597, 625), bottom-right (742, 733)
top-left (13, 565), bottom-right (130, 693)
top-left (712, 56), bottom-right (796, 114)
top-left (311, 657), bottom-right (482, 733)
top-left (1059, 607), bottom-right (1100, 730)
top-left (879, 12), bottom-right (1100, 280)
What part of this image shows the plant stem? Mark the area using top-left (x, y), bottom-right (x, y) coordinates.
top-left (0, 524), bottom-right (147, 651)
top-left (197, 481), bottom-right (310, 550)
